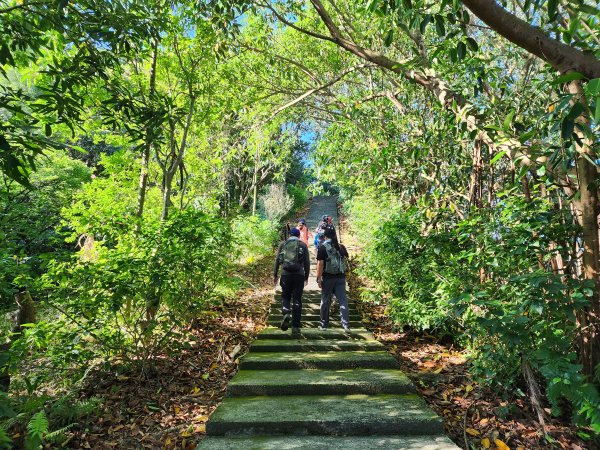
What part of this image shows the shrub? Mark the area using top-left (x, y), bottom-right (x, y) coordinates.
top-left (348, 190), bottom-right (600, 431)
top-left (0, 151), bottom-right (91, 309)
top-left (286, 184), bottom-right (308, 213)
top-left (232, 215), bottom-right (278, 263)
top-left (33, 208), bottom-right (231, 364)
top-left (258, 184), bottom-right (293, 223)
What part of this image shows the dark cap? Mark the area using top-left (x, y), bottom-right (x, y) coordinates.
top-left (290, 228), bottom-right (301, 237)
top-left (298, 218), bottom-right (306, 224)
top-left (322, 215), bottom-right (328, 221)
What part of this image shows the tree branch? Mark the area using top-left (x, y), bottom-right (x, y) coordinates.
top-left (266, 63), bottom-right (373, 122)
top-left (461, 0), bottom-right (600, 78)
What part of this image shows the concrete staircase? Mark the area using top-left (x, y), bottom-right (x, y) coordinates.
top-left (198, 197), bottom-right (459, 449)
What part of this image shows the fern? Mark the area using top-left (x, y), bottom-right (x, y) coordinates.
top-left (27, 410), bottom-right (48, 441)
top-left (48, 395), bottom-right (102, 426)
top-left (45, 422), bottom-right (76, 444)
top-left (0, 428), bottom-right (12, 450)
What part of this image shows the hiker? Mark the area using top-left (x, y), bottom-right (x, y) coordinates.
top-left (326, 215), bottom-right (335, 231)
top-left (313, 214), bottom-right (329, 254)
top-left (273, 228), bottom-right (310, 334)
top-left (316, 227), bottom-right (351, 331)
top-left (296, 218), bottom-right (313, 246)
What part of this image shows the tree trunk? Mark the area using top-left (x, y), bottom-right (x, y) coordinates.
top-left (567, 80), bottom-right (600, 377)
top-left (1, 290), bottom-right (38, 391)
top-left (134, 40), bottom-right (159, 234)
top-left (14, 290), bottom-right (36, 333)
top-left (161, 172), bottom-right (174, 221)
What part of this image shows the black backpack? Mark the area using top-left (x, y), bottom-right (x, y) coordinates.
top-left (279, 238), bottom-right (304, 272)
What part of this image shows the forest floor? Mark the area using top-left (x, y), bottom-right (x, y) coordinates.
top-left (342, 234), bottom-right (595, 449)
top-left (65, 256), bottom-right (275, 450)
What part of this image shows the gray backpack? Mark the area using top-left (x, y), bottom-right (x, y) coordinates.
top-left (323, 241), bottom-right (345, 275)
top-left (280, 238), bottom-right (303, 272)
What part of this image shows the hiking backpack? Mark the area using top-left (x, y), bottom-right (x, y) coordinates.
top-left (279, 238), bottom-right (304, 272)
top-left (323, 241), bottom-right (345, 275)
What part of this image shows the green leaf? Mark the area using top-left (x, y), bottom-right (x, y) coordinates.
top-left (457, 41), bottom-right (466, 60)
top-left (552, 72), bottom-right (584, 85)
top-left (383, 29), bottom-right (394, 47)
top-left (585, 78), bottom-right (600, 95)
top-left (435, 15), bottom-right (446, 37)
top-left (366, 0), bottom-right (381, 13)
top-left (420, 15), bottom-right (431, 34)
top-left (466, 37), bottom-right (478, 52)
top-left (595, 100), bottom-right (600, 123)
top-left (490, 151), bottom-right (506, 165)
top-left (567, 102), bottom-right (584, 120)
top-left (548, 0), bottom-right (558, 20)
top-left (503, 111), bottom-right (515, 131)
top-left (519, 130), bottom-right (535, 143)
top-left (561, 118), bottom-right (575, 140)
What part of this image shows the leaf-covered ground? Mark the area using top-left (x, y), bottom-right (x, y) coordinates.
top-left (347, 273), bottom-right (596, 450)
top-left (64, 258), bottom-right (274, 450)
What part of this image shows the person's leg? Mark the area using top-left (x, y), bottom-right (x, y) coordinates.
top-left (333, 277), bottom-right (350, 329)
top-left (319, 277), bottom-right (335, 328)
top-left (290, 275), bottom-right (304, 329)
top-left (280, 274), bottom-right (292, 330)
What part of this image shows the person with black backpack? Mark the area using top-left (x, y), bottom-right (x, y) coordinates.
top-left (315, 227), bottom-right (350, 331)
top-left (273, 228), bottom-right (310, 334)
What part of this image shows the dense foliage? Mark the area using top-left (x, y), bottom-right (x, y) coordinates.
top-left (1, 0), bottom-right (600, 446)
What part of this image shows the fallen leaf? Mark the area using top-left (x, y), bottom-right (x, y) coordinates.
top-left (481, 437), bottom-right (491, 448)
top-left (466, 427), bottom-right (480, 436)
top-left (494, 438), bottom-right (510, 450)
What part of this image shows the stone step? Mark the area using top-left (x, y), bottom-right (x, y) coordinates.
top-left (269, 310), bottom-right (360, 318)
top-left (269, 308), bottom-right (360, 317)
top-left (270, 301), bottom-right (356, 308)
top-left (205, 394), bottom-right (443, 436)
top-left (226, 369), bottom-right (415, 396)
top-left (250, 339), bottom-right (383, 352)
top-left (239, 351), bottom-right (398, 370)
top-left (198, 435), bottom-right (460, 449)
top-left (257, 327), bottom-right (372, 340)
top-left (266, 320), bottom-right (364, 328)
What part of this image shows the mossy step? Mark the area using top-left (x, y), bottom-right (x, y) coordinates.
top-left (269, 309), bottom-right (360, 318)
top-left (205, 394), bottom-right (443, 436)
top-left (250, 339), bottom-right (383, 352)
top-left (239, 351), bottom-right (398, 370)
top-left (227, 368), bottom-right (415, 396)
top-left (266, 320), bottom-right (364, 328)
top-left (257, 327), bottom-right (372, 340)
top-left (269, 308), bottom-right (362, 320)
top-left (198, 435), bottom-right (460, 449)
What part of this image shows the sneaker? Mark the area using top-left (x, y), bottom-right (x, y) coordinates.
top-left (343, 326), bottom-right (351, 333)
top-left (280, 313), bottom-right (290, 331)
top-left (291, 327), bottom-right (300, 335)
top-left (318, 325), bottom-right (328, 331)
